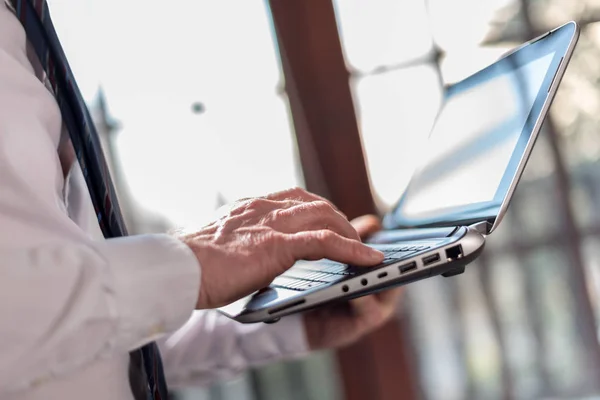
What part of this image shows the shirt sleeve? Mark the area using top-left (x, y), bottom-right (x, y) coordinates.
top-left (0, 4), bottom-right (199, 394)
top-left (158, 312), bottom-right (309, 388)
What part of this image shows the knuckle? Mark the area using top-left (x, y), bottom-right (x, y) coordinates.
top-left (291, 202), bottom-right (310, 215)
top-left (298, 232), bottom-right (323, 254)
top-left (262, 231), bottom-right (285, 251)
top-left (217, 214), bottom-right (242, 232)
top-left (245, 198), bottom-right (264, 209)
top-left (281, 187), bottom-right (298, 197)
top-left (247, 198), bottom-right (276, 213)
top-left (293, 231), bottom-right (314, 248)
top-left (345, 239), bottom-right (361, 256)
top-left (219, 216), bottom-right (235, 230)
top-left (313, 200), bottom-right (333, 213)
top-left (291, 187), bottom-right (310, 200)
top-left (229, 202), bottom-right (247, 216)
top-left (268, 208), bottom-right (287, 223)
top-left (270, 207), bottom-right (284, 219)
top-left (266, 231), bottom-right (283, 245)
top-left (317, 229), bottom-right (335, 242)
top-left (291, 186), bottom-right (305, 195)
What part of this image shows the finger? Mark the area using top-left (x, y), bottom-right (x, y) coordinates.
top-left (266, 187), bottom-right (347, 218)
top-left (350, 292), bottom-right (397, 325)
top-left (375, 286), bottom-right (403, 306)
top-left (349, 295), bottom-right (380, 316)
top-left (227, 198), bottom-right (300, 217)
top-left (350, 215), bottom-right (382, 241)
top-left (266, 187), bottom-right (323, 202)
top-left (271, 210), bottom-right (360, 240)
top-left (286, 230), bottom-right (384, 266)
top-left (269, 201), bottom-right (360, 240)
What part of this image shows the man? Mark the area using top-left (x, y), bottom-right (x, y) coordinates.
top-left (0, 1), bottom-right (402, 399)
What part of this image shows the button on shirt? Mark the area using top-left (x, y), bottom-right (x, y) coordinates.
top-left (0, 4), bottom-right (307, 399)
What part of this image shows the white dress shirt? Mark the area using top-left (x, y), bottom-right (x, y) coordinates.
top-left (0, 3), bottom-right (307, 399)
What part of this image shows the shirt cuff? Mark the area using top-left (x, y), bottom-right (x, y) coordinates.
top-left (97, 234), bottom-right (200, 351)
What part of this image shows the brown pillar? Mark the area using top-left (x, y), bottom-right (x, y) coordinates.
top-left (269, 1), bottom-right (419, 398)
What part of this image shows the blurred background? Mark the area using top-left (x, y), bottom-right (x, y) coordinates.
top-left (48, 0), bottom-right (600, 399)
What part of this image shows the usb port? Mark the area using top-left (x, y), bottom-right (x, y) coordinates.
top-left (422, 253), bottom-right (441, 266)
top-left (399, 262), bottom-right (417, 274)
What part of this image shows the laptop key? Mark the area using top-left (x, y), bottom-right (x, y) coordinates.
top-left (381, 250), bottom-right (420, 261)
top-left (272, 276), bottom-right (329, 291)
top-left (271, 276), bottom-right (306, 290)
top-left (296, 280), bottom-right (328, 290)
top-left (293, 260), bottom-right (352, 275)
top-left (283, 269), bottom-right (344, 283)
top-left (289, 243), bottom-right (432, 277)
top-left (394, 246), bottom-right (412, 252)
top-left (282, 269), bottom-right (323, 281)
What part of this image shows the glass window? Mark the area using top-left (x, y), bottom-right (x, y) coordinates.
top-left (333, 0), bottom-right (439, 208)
top-left (488, 254), bottom-right (540, 399)
top-left (51, 0), bottom-right (302, 231)
top-left (526, 248), bottom-right (590, 392)
top-left (333, 0), bottom-right (432, 72)
top-left (352, 66), bottom-right (442, 206)
top-left (427, 0), bottom-right (521, 52)
top-left (528, 0), bottom-right (600, 29)
top-left (582, 238), bottom-right (600, 325)
top-left (405, 277), bottom-right (470, 400)
top-left (551, 25), bottom-right (600, 169)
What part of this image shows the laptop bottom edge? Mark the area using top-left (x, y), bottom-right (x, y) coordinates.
top-left (220, 225), bottom-right (486, 324)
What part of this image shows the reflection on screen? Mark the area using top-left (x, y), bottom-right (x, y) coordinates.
top-left (400, 52), bottom-right (555, 218)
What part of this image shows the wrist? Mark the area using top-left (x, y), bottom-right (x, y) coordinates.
top-left (178, 233), bottom-right (213, 309)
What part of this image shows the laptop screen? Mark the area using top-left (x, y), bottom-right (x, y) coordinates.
top-left (402, 53), bottom-right (554, 217)
top-left (384, 22), bottom-right (577, 230)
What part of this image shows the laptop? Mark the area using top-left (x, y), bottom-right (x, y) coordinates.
top-left (219, 21), bottom-right (580, 324)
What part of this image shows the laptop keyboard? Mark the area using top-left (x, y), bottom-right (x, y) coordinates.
top-left (271, 244), bottom-right (430, 292)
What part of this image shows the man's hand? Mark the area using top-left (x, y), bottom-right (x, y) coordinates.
top-left (181, 188), bottom-right (384, 309)
top-left (303, 215), bottom-right (403, 350)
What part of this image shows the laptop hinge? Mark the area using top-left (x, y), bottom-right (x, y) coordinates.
top-left (469, 220), bottom-right (493, 236)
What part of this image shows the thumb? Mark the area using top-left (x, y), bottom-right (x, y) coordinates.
top-left (350, 215), bottom-right (382, 241)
